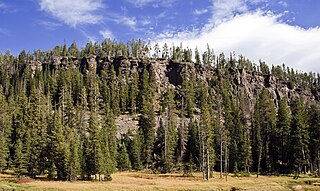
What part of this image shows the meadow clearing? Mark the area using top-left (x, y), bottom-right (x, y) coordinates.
top-left (0, 171), bottom-right (319, 191)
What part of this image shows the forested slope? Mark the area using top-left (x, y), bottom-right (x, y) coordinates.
top-left (0, 40), bottom-right (319, 180)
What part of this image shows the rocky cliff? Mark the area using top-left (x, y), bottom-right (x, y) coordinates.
top-left (33, 54), bottom-right (320, 133)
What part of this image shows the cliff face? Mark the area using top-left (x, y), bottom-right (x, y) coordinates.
top-left (34, 55), bottom-right (320, 132)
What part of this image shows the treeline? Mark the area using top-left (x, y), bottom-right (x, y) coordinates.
top-left (0, 39), bottom-right (319, 181)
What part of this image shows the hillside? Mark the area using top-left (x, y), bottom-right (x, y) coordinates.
top-left (0, 40), bottom-right (319, 181)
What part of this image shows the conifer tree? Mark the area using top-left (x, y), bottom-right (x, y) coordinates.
top-left (308, 105), bottom-right (320, 175)
top-left (199, 84), bottom-right (214, 180)
top-left (138, 64), bottom-right (156, 167)
top-left (100, 116), bottom-right (113, 177)
top-left (50, 108), bottom-right (68, 180)
top-left (87, 111), bottom-right (104, 180)
top-left (67, 129), bottom-right (81, 181)
top-left (252, 96), bottom-right (262, 177)
top-left (0, 90), bottom-right (9, 172)
top-left (130, 129), bottom-right (143, 171)
top-left (27, 87), bottom-right (48, 177)
top-left (289, 99), bottom-right (310, 178)
top-left (117, 142), bottom-right (131, 171)
top-left (12, 93), bottom-right (29, 176)
top-left (103, 103), bottom-right (118, 172)
top-left (109, 65), bottom-right (120, 115)
top-left (129, 71), bottom-right (139, 114)
top-left (276, 98), bottom-right (291, 173)
top-left (184, 119), bottom-right (200, 172)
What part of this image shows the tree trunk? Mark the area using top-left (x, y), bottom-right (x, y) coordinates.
top-left (257, 147), bottom-right (262, 178)
top-left (317, 151), bottom-right (320, 176)
top-left (206, 148), bottom-right (209, 180)
top-left (224, 142), bottom-right (228, 181)
top-left (198, 121), bottom-right (202, 172)
top-left (220, 137), bottom-right (223, 179)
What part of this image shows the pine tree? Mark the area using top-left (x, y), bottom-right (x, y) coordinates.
top-left (308, 105), bottom-right (320, 175)
top-left (117, 142), bottom-right (131, 171)
top-left (164, 89), bottom-right (178, 171)
top-left (27, 87), bottom-right (48, 177)
top-left (276, 98), bottom-right (291, 173)
top-left (184, 119), bottom-right (200, 172)
top-left (138, 64), bottom-right (156, 167)
top-left (67, 129), bottom-right (81, 181)
top-left (255, 89), bottom-right (276, 173)
top-left (252, 95), bottom-right (262, 177)
top-left (289, 99), bottom-right (310, 178)
top-left (130, 129), bottom-right (143, 171)
top-left (0, 89), bottom-right (9, 172)
top-left (12, 93), bottom-right (29, 176)
top-left (119, 72), bottom-right (129, 113)
top-left (49, 108), bottom-right (68, 180)
top-left (109, 65), bottom-right (120, 115)
top-left (199, 84), bottom-right (214, 180)
top-left (100, 116), bottom-right (113, 178)
top-left (103, 103), bottom-right (118, 172)
top-left (129, 71), bottom-right (139, 114)
top-left (87, 111), bottom-right (104, 180)
top-left (154, 118), bottom-right (166, 172)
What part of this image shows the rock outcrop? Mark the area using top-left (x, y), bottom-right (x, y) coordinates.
top-left (28, 55), bottom-right (320, 132)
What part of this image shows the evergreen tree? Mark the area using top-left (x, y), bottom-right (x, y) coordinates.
top-left (67, 129), bottom-right (81, 181)
top-left (0, 89), bottom-right (9, 172)
top-left (138, 64), bottom-right (156, 167)
top-left (12, 93), bottom-right (29, 176)
top-left (104, 103), bottom-right (118, 172)
top-left (276, 98), bottom-right (291, 173)
top-left (117, 142), bottom-right (131, 171)
top-left (289, 99), bottom-right (310, 178)
top-left (129, 71), bottom-right (139, 114)
top-left (87, 111), bottom-right (104, 180)
top-left (308, 105), bottom-right (320, 175)
top-left (130, 129), bottom-right (143, 171)
top-left (184, 119), bottom-right (200, 172)
top-left (27, 87), bottom-right (48, 177)
top-left (50, 108), bottom-right (68, 180)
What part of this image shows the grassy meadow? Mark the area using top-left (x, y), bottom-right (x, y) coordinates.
top-left (0, 172), bottom-right (319, 191)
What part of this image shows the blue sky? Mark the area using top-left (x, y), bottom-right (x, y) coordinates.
top-left (1, 0), bottom-right (320, 72)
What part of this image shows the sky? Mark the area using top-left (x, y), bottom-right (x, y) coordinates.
top-left (1, 0), bottom-right (320, 72)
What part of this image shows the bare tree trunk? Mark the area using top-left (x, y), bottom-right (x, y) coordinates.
top-left (257, 147), bottom-right (262, 178)
top-left (220, 136), bottom-right (223, 179)
top-left (224, 141), bottom-right (228, 181)
top-left (317, 151), bottom-right (320, 176)
top-left (218, 99), bottom-right (223, 179)
top-left (202, 141), bottom-right (205, 180)
top-left (206, 148), bottom-right (209, 180)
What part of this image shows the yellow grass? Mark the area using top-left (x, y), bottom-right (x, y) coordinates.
top-left (1, 172), bottom-right (320, 191)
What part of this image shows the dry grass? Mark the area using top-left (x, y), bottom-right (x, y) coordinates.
top-left (0, 172), bottom-right (319, 191)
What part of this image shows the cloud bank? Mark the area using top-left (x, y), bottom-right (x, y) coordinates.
top-left (155, 0), bottom-right (320, 72)
top-left (39, 0), bottom-right (104, 27)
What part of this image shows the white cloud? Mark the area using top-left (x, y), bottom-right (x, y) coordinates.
top-left (105, 14), bottom-right (137, 30)
top-left (155, 9), bottom-right (320, 72)
top-left (126, 0), bottom-right (176, 7)
top-left (278, 1), bottom-right (288, 7)
top-left (99, 29), bottom-right (114, 40)
top-left (193, 9), bottom-right (208, 16)
top-left (140, 17), bottom-right (152, 26)
top-left (38, 0), bottom-right (104, 27)
top-left (39, 21), bottom-right (62, 30)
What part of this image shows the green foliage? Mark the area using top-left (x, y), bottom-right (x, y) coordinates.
top-left (117, 143), bottom-right (131, 171)
top-left (0, 39), bottom-right (319, 181)
top-left (289, 99), bottom-right (310, 174)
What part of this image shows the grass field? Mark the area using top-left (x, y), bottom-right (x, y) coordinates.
top-left (0, 172), bottom-right (319, 191)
